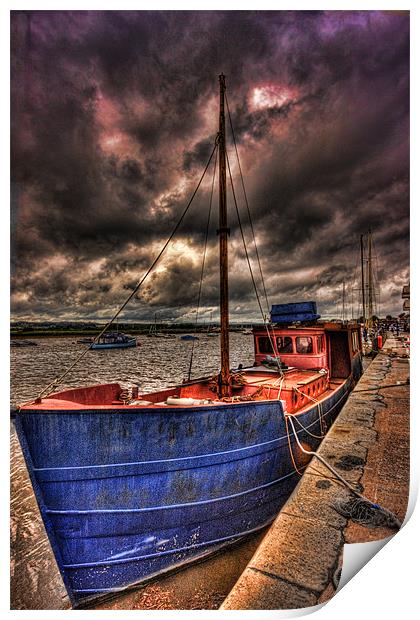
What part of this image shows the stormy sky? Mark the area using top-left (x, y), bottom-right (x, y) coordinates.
top-left (11, 10), bottom-right (409, 323)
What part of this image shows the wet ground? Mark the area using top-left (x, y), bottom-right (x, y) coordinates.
top-left (92, 530), bottom-right (268, 610)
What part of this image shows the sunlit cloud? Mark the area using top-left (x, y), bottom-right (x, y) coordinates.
top-left (250, 84), bottom-right (296, 110)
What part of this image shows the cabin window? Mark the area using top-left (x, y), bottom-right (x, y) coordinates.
top-left (296, 337), bottom-right (313, 354)
top-left (258, 337), bottom-right (274, 354)
top-left (316, 336), bottom-right (324, 353)
top-left (277, 336), bottom-right (293, 353)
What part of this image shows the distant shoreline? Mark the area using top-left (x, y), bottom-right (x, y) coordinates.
top-left (10, 326), bottom-right (250, 338)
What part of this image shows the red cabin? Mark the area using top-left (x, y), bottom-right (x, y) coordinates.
top-left (253, 321), bottom-right (363, 391)
top-left (254, 326), bottom-right (328, 370)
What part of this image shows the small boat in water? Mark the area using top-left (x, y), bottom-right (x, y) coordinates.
top-left (89, 332), bottom-right (137, 350)
top-left (180, 334), bottom-right (199, 341)
top-left (14, 75), bottom-right (363, 607)
top-left (205, 312), bottom-right (219, 336)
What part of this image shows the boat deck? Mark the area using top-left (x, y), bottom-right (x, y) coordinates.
top-left (20, 367), bottom-right (344, 415)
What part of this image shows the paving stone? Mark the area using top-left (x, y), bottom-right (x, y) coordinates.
top-left (221, 567), bottom-right (318, 610)
top-left (248, 513), bottom-right (343, 593)
top-left (281, 471), bottom-right (350, 529)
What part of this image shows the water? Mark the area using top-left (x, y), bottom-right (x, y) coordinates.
top-left (10, 333), bottom-right (255, 406)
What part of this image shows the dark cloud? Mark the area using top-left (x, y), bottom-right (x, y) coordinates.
top-left (11, 10), bottom-right (409, 321)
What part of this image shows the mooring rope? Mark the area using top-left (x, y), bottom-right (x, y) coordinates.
top-left (291, 409), bottom-right (326, 440)
top-left (353, 382), bottom-right (409, 392)
top-left (285, 415), bottom-right (305, 477)
top-left (285, 413), bottom-right (402, 530)
top-left (293, 386), bottom-right (326, 437)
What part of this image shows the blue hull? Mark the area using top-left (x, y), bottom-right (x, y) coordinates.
top-left (90, 339), bottom-right (137, 350)
top-left (15, 377), bottom-right (351, 607)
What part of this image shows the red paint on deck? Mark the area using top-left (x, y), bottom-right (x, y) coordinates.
top-left (20, 369), bottom-right (344, 417)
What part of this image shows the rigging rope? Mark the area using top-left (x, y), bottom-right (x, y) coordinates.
top-left (226, 91), bottom-right (283, 363)
top-left (34, 141), bottom-right (218, 402)
top-left (225, 92), bottom-right (270, 315)
top-left (226, 149), bottom-right (282, 375)
top-left (187, 145), bottom-right (218, 381)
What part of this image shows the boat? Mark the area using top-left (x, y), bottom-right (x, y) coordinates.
top-left (14, 75), bottom-right (363, 608)
top-left (180, 334), bottom-right (199, 341)
top-left (89, 332), bottom-right (137, 349)
top-left (146, 313), bottom-right (176, 338)
top-left (206, 311), bottom-right (219, 337)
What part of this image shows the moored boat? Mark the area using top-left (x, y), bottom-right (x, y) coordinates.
top-left (10, 340), bottom-right (38, 347)
top-left (89, 332), bottom-right (137, 349)
top-left (14, 75), bottom-right (363, 608)
top-left (15, 310), bottom-right (362, 607)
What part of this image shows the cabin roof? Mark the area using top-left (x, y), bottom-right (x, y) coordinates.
top-left (252, 321), bottom-right (360, 334)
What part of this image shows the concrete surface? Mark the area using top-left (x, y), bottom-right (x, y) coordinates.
top-left (221, 334), bottom-right (410, 610)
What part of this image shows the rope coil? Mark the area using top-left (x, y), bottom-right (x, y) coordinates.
top-left (284, 412), bottom-right (401, 530)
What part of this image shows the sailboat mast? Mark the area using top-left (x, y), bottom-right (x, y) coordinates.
top-left (360, 234), bottom-right (365, 326)
top-left (368, 228), bottom-right (373, 327)
top-left (218, 74), bottom-right (230, 397)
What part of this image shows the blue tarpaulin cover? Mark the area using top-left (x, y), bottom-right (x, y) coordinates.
top-left (270, 301), bottom-right (320, 323)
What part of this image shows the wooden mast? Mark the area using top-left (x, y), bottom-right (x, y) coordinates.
top-left (360, 234), bottom-right (365, 326)
top-left (367, 228), bottom-right (373, 327)
top-left (218, 74), bottom-right (230, 397)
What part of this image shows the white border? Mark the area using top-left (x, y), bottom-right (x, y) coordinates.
top-left (3, 3), bottom-right (416, 619)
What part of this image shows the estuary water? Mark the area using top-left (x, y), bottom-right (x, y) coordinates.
top-left (10, 333), bottom-right (255, 406)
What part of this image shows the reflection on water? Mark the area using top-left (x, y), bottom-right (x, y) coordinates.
top-left (10, 333), bottom-right (255, 406)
